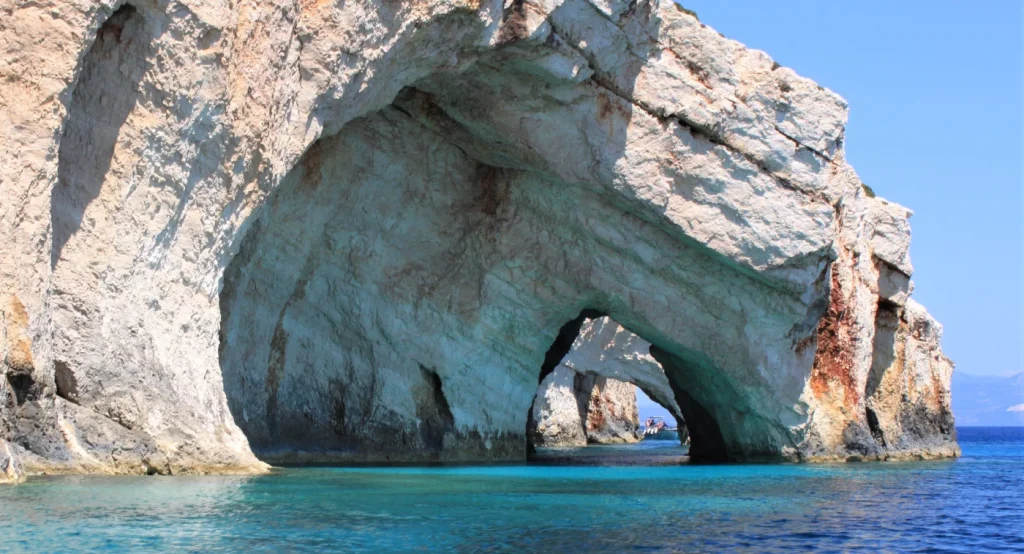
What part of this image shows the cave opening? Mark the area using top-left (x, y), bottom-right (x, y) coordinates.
top-left (524, 312), bottom-right (696, 465)
top-left (218, 36), bottom-right (793, 467)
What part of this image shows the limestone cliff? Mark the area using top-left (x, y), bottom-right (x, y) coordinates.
top-left (0, 0), bottom-right (957, 479)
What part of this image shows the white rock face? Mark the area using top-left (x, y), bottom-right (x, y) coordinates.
top-left (529, 366), bottom-right (589, 447)
top-left (0, 0), bottom-right (957, 476)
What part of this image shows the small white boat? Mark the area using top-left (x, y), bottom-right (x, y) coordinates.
top-left (641, 417), bottom-right (680, 441)
top-left (643, 428), bottom-right (680, 441)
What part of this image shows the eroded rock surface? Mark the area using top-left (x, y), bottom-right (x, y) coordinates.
top-left (583, 377), bottom-right (641, 444)
top-left (0, 0), bottom-right (957, 476)
top-left (1, 440), bottom-right (23, 484)
top-left (530, 366), bottom-right (591, 447)
top-left (529, 365), bottom-right (641, 447)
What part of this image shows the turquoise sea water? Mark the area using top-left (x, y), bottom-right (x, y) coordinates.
top-left (1, 427), bottom-right (1021, 553)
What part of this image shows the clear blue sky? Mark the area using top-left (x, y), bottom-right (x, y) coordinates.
top-left (683, 0), bottom-right (1023, 377)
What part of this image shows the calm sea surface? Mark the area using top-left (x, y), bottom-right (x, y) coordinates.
top-left (1, 427), bottom-right (1021, 553)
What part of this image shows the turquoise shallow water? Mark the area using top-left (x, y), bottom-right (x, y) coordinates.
top-left (1, 427), bottom-right (1021, 553)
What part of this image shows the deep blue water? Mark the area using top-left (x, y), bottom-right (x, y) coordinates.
top-left (1, 427), bottom-right (1021, 553)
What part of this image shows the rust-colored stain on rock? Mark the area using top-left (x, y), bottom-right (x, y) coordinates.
top-left (3, 295), bottom-right (34, 372)
top-left (809, 265), bottom-right (858, 406)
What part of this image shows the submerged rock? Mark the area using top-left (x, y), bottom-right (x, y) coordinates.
top-left (0, 0), bottom-right (957, 476)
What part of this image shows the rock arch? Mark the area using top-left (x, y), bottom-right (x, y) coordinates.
top-left (527, 316), bottom-right (690, 449)
top-left (0, 0), bottom-right (958, 478)
top-left (216, 49), bottom-right (818, 462)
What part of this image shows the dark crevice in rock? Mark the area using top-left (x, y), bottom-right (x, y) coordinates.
top-left (524, 402), bottom-right (539, 456)
top-left (877, 298), bottom-right (901, 313)
top-left (390, 88), bottom-right (498, 168)
top-left (6, 372), bottom-right (37, 407)
top-left (841, 420), bottom-right (880, 459)
top-left (328, 379), bottom-right (350, 441)
top-left (496, 0), bottom-right (529, 46)
top-left (669, 112), bottom-right (823, 203)
top-left (671, 387), bottom-right (728, 462)
top-left (573, 372), bottom-right (595, 429)
top-left (416, 366), bottom-right (455, 455)
top-left (862, 300), bottom-right (902, 451)
top-left (866, 406), bottom-right (885, 446)
top-left (772, 123), bottom-right (831, 162)
top-left (866, 301), bottom-right (900, 402)
top-left (476, 164), bottom-right (511, 219)
top-left (54, 360), bottom-right (80, 404)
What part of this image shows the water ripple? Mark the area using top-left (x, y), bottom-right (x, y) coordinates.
top-left (0, 427), bottom-right (1021, 553)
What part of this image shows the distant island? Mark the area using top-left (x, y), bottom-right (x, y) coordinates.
top-left (952, 372), bottom-right (1024, 426)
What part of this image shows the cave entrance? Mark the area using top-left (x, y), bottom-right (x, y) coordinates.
top-left (525, 314), bottom-right (694, 464)
top-left (219, 31), bottom-right (808, 466)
